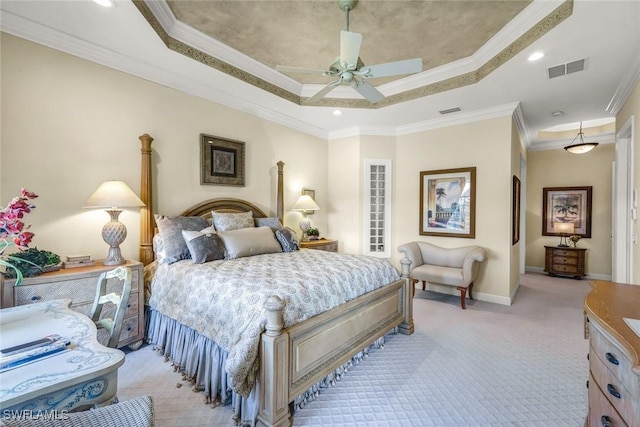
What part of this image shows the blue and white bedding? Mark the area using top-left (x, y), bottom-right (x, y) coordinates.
top-left (148, 249), bottom-right (400, 397)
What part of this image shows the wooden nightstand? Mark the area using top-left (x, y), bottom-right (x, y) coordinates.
top-left (544, 246), bottom-right (587, 279)
top-left (299, 238), bottom-right (338, 252)
top-left (0, 260), bottom-right (144, 350)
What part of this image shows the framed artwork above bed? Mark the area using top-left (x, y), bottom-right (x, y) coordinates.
top-left (200, 133), bottom-right (245, 186)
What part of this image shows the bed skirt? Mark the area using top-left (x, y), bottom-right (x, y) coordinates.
top-left (146, 308), bottom-right (396, 426)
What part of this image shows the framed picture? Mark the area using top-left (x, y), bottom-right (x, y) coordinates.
top-left (419, 167), bottom-right (476, 238)
top-left (542, 186), bottom-right (592, 238)
top-left (512, 175), bottom-right (521, 245)
top-left (200, 133), bottom-right (245, 186)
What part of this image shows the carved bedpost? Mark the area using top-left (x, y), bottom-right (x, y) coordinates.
top-left (258, 296), bottom-right (291, 427)
top-left (398, 257), bottom-right (415, 335)
top-left (276, 161), bottom-right (285, 224)
top-left (139, 134), bottom-right (154, 266)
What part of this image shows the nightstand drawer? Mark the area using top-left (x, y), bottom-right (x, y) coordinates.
top-left (553, 264), bottom-right (578, 273)
top-left (551, 249), bottom-right (577, 257)
top-left (300, 239), bottom-right (338, 252)
top-left (552, 256), bottom-right (577, 265)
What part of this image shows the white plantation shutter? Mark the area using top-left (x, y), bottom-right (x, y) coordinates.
top-left (363, 159), bottom-right (391, 257)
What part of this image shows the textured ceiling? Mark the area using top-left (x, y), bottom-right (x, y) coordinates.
top-left (166, 0), bottom-right (531, 85)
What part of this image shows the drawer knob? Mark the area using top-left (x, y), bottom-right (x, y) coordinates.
top-left (127, 304), bottom-right (131, 308)
top-left (605, 352), bottom-right (619, 365)
top-left (606, 384), bottom-right (621, 399)
top-left (127, 326), bottom-right (132, 331)
top-left (30, 296), bottom-right (41, 301)
top-left (600, 415), bottom-right (611, 427)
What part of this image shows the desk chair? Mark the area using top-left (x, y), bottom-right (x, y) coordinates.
top-left (89, 266), bottom-right (132, 348)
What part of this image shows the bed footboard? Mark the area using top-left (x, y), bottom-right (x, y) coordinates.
top-left (258, 268), bottom-right (414, 427)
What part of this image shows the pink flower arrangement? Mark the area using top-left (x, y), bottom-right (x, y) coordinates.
top-left (1, 188), bottom-right (38, 283)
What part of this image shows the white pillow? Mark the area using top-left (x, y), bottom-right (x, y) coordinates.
top-left (218, 226), bottom-right (283, 259)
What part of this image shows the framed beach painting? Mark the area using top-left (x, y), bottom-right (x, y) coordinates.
top-left (542, 186), bottom-right (592, 238)
top-left (200, 133), bottom-right (245, 186)
top-left (419, 167), bottom-right (476, 238)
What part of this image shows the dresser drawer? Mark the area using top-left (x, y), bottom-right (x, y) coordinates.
top-left (552, 256), bottom-right (578, 265)
top-left (552, 264), bottom-right (578, 273)
top-left (589, 373), bottom-right (627, 427)
top-left (591, 346), bottom-right (634, 423)
top-left (590, 324), bottom-right (634, 393)
top-left (96, 314), bottom-right (139, 346)
top-left (71, 292), bottom-right (139, 319)
top-left (15, 269), bottom-right (140, 306)
top-left (551, 249), bottom-right (578, 258)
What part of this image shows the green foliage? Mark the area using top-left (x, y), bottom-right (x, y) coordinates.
top-left (2, 248), bottom-right (61, 279)
top-left (307, 228), bottom-right (319, 236)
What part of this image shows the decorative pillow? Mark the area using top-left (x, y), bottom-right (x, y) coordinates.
top-left (152, 233), bottom-right (167, 264)
top-left (275, 227), bottom-right (299, 252)
top-left (218, 226), bottom-right (283, 259)
top-left (254, 217), bottom-right (283, 230)
top-left (182, 226), bottom-right (225, 264)
top-left (155, 215), bottom-right (209, 264)
top-left (212, 211), bottom-right (254, 232)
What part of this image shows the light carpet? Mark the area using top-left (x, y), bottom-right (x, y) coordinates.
top-left (118, 273), bottom-right (591, 426)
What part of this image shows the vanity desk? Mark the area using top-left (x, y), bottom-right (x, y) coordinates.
top-left (584, 280), bottom-right (640, 427)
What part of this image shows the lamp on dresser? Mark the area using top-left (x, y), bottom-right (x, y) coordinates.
top-left (84, 181), bottom-right (144, 265)
top-left (292, 195), bottom-right (320, 241)
top-left (553, 222), bottom-right (574, 247)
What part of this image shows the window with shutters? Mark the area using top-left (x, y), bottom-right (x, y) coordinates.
top-left (363, 159), bottom-right (391, 258)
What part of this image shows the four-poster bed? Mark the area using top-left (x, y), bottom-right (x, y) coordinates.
top-left (137, 134), bottom-right (414, 426)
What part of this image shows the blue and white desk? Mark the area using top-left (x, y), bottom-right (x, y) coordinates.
top-left (0, 299), bottom-right (125, 412)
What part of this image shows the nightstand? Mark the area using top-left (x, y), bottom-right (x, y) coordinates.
top-left (0, 260), bottom-right (144, 350)
top-left (299, 238), bottom-right (338, 252)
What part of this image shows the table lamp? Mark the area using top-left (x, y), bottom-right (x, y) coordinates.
top-left (553, 222), bottom-right (574, 247)
top-left (84, 181), bottom-right (145, 265)
top-left (292, 195), bottom-right (320, 241)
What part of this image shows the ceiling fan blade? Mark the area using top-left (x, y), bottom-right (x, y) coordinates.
top-left (358, 58), bottom-right (423, 79)
top-left (354, 81), bottom-right (385, 104)
top-left (305, 80), bottom-right (342, 104)
top-left (340, 30), bottom-right (362, 70)
top-left (275, 65), bottom-right (331, 76)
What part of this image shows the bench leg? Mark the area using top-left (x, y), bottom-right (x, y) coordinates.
top-left (422, 280), bottom-right (426, 291)
top-left (468, 282), bottom-right (474, 300)
top-left (456, 286), bottom-right (467, 309)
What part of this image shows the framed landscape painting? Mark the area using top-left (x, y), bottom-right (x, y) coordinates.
top-left (200, 133), bottom-right (245, 186)
top-left (542, 186), bottom-right (592, 238)
top-left (419, 167), bottom-right (476, 238)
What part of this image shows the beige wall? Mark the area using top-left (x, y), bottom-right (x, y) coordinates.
top-left (525, 145), bottom-right (615, 277)
top-left (393, 116), bottom-right (515, 303)
top-left (615, 79), bottom-right (640, 284)
top-left (1, 34), bottom-right (327, 261)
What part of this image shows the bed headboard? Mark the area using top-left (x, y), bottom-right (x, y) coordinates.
top-left (137, 134), bottom-right (285, 265)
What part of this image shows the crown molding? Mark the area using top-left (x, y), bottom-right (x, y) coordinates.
top-left (606, 52), bottom-right (640, 116)
top-left (512, 103), bottom-right (532, 149)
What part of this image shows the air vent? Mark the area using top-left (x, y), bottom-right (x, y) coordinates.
top-left (439, 107), bottom-right (462, 115)
top-left (548, 59), bottom-right (586, 79)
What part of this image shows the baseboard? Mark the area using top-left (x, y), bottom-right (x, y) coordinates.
top-left (525, 266), bottom-right (611, 281)
top-left (417, 283), bottom-right (512, 306)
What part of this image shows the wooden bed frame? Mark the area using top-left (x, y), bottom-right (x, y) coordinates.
top-left (137, 134), bottom-right (414, 427)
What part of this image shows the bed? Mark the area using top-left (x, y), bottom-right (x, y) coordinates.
top-left (137, 134), bottom-right (414, 426)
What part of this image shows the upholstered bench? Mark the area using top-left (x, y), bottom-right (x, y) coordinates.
top-left (398, 241), bottom-right (487, 309)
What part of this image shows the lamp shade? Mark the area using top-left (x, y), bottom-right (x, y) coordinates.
top-left (84, 181), bottom-right (144, 208)
top-left (292, 195), bottom-right (320, 212)
top-left (553, 222), bottom-right (574, 234)
top-left (564, 121), bottom-right (599, 154)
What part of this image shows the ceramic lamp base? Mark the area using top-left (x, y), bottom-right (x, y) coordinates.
top-left (102, 209), bottom-right (127, 265)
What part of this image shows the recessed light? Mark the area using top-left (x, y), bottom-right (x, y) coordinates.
top-left (552, 111), bottom-right (564, 117)
top-left (333, 110), bottom-right (342, 116)
top-left (93, 0), bottom-right (116, 8)
top-left (528, 52), bottom-right (544, 62)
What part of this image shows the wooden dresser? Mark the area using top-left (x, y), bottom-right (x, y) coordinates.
top-left (584, 280), bottom-right (640, 427)
top-left (544, 246), bottom-right (587, 279)
top-left (299, 238), bottom-right (338, 252)
top-left (0, 260), bottom-right (144, 350)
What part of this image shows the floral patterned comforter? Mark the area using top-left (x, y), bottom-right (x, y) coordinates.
top-left (149, 249), bottom-right (400, 397)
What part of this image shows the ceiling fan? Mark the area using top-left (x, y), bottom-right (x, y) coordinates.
top-left (275, 0), bottom-right (423, 104)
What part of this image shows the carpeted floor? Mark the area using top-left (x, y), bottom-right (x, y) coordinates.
top-left (118, 272), bottom-right (591, 426)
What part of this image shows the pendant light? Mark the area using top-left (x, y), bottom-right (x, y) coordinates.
top-left (564, 121), bottom-right (598, 154)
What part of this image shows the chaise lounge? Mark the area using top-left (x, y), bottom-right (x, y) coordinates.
top-left (398, 241), bottom-right (487, 309)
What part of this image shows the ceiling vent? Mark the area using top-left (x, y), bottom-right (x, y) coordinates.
top-left (548, 59), bottom-right (586, 79)
top-left (439, 107), bottom-right (462, 115)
